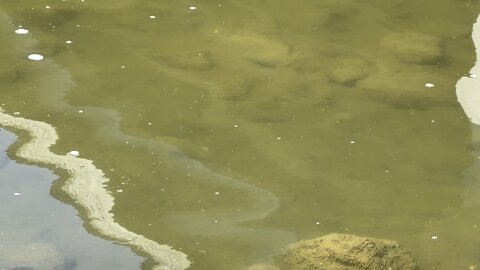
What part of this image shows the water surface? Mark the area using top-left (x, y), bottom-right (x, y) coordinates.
top-left (0, 128), bottom-right (143, 269)
top-left (1, 0), bottom-right (480, 269)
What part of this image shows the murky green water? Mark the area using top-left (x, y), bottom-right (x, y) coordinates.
top-left (1, 0), bottom-right (480, 269)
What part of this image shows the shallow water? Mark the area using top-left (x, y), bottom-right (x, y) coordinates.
top-left (0, 0), bottom-right (480, 269)
top-left (0, 128), bottom-right (143, 269)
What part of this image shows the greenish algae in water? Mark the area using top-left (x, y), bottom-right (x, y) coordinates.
top-left (1, 0), bottom-right (480, 269)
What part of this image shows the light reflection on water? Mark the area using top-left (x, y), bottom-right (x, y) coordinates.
top-left (0, 0), bottom-right (480, 269)
top-left (0, 129), bottom-right (143, 270)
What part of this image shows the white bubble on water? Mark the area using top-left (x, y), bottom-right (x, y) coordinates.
top-left (27, 54), bottom-right (44, 61)
top-left (14, 28), bottom-right (29, 34)
top-left (425, 83), bottom-right (435, 88)
top-left (189, 6), bottom-right (197, 10)
top-left (67, 150), bottom-right (80, 157)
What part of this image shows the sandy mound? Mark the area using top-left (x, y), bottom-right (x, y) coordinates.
top-left (282, 233), bottom-right (418, 270)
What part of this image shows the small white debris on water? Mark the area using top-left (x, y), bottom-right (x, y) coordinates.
top-left (469, 74), bottom-right (478, 78)
top-left (13, 192), bottom-right (20, 196)
top-left (116, 189), bottom-right (123, 193)
top-left (213, 219), bottom-right (218, 223)
top-left (233, 124), bottom-right (238, 128)
top-left (431, 235), bottom-right (438, 240)
top-left (148, 122), bottom-right (152, 125)
top-left (67, 150), bottom-right (80, 157)
top-left (350, 140), bottom-right (355, 144)
top-left (431, 120), bottom-right (435, 123)
top-left (78, 109), bottom-right (84, 113)
top-left (425, 83), bottom-right (435, 88)
top-left (27, 53), bottom-right (44, 61)
top-left (66, 40), bottom-right (72, 44)
top-left (13, 112), bottom-right (20, 115)
top-left (277, 137), bottom-right (282, 140)
top-left (121, 65), bottom-right (126, 69)
top-left (149, 15), bottom-right (156, 19)
top-left (14, 28), bottom-right (29, 34)
top-left (316, 222), bottom-right (320, 225)
top-left (214, 192), bottom-right (220, 195)
top-left (189, 6), bottom-right (197, 10)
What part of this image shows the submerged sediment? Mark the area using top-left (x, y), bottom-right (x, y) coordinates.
top-left (0, 108), bottom-right (190, 270)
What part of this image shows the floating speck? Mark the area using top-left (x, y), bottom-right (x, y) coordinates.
top-left (350, 140), bottom-right (355, 144)
top-left (214, 192), bottom-right (220, 195)
top-left (148, 122), bottom-right (152, 125)
top-left (316, 222), bottom-right (320, 225)
top-left (425, 83), bottom-right (435, 88)
top-left (66, 40), bottom-right (72, 44)
top-left (27, 54), bottom-right (44, 61)
top-left (431, 236), bottom-right (438, 240)
top-left (213, 219), bottom-right (218, 223)
top-left (469, 74), bottom-right (478, 78)
top-left (13, 112), bottom-right (20, 115)
top-left (233, 124), bottom-right (238, 128)
top-left (78, 109), bottom-right (84, 113)
top-left (116, 189), bottom-right (123, 193)
top-left (189, 6), bottom-right (197, 10)
top-left (67, 150), bottom-right (80, 157)
top-left (149, 15), bottom-right (156, 19)
top-left (14, 28), bottom-right (29, 35)
top-left (277, 137), bottom-right (282, 140)
top-left (13, 192), bottom-right (20, 196)
top-left (46, 5), bottom-right (50, 9)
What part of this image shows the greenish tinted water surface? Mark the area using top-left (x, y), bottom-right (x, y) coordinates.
top-left (1, 0), bottom-right (480, 269)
